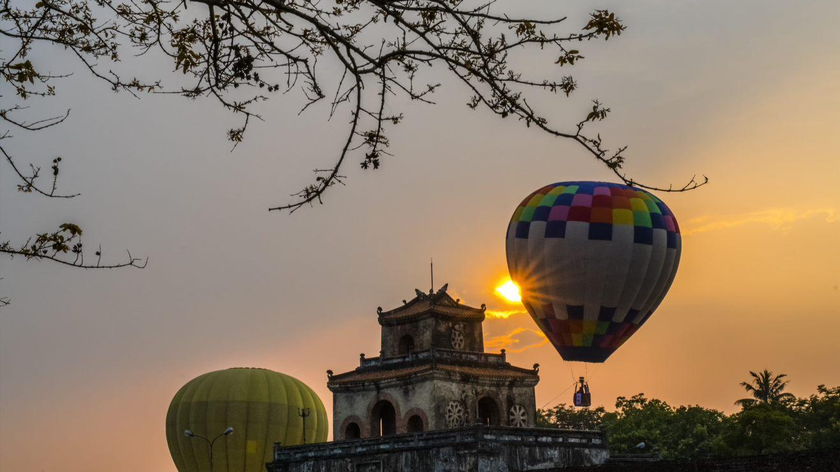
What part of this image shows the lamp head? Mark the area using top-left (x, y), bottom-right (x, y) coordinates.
top-left (184, 430), bottom-right (194, 437)
top-left (224, 427), bottom-right (234, 435)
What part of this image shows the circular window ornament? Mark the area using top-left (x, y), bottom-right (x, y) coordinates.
top-left (451, 327), bottom-right (465, 350)
top-left (509, 404), bottom-right (527, 427)
top-left (445, 401), bottom-right (466, 428)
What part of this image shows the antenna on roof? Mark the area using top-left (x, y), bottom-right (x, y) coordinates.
top-left (430, 258), bottom-right (434, 293)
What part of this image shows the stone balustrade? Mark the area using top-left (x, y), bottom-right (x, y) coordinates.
top-left (359, 348), bottom-right (507, 368)
top-left (268, 425), bottom-right (608, 472)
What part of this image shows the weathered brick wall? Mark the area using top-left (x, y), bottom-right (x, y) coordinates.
top-left (381, 318), bottom-right (436, 357)
top-left (431, 378), bottom-right (536, 428)
top-left (333, 372), bottom-right (537, 439)
top-left (432, 319), bottom-right (484, 352)
top-left (333, 381), bottom-right (435, 440)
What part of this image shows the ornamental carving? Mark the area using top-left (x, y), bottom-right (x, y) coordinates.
top-left (450, 324), bottom-right (465, 350)
top-left (509, 404), bottom-right (527, 427)
top-left (445, 401), bottom-right (466, 428)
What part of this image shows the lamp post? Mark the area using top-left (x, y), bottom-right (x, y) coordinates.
top-left (298, 407), bottom-right (311, 444)
top-left (184, 427), bottom-right (234, 472)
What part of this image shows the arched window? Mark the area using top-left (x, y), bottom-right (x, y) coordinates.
top-left (344, 422), bottom-right (361, 440)
top-left (406, 415), bottom-right (424, 433)
top-left (477, 397), bottom-right (500, 426)
top-left (371, 400), bottom-right (397, 437)
top-left (398, 335), bottom-right (415, 355)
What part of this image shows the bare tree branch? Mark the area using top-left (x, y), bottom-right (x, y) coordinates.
top-left (2, 0), bottom-right (706, 213)
top-left (1, 1), bottom-right (706, 290)
top-left (0, 224), bottom-right (147, 269)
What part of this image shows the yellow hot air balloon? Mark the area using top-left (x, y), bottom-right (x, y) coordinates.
top-left (166, 368), bottom-right (328, 472)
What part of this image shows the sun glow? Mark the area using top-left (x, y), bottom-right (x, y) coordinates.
top-left (495, 280), bottom-right (522, 303)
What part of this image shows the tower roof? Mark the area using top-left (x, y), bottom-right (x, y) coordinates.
top-left (377, 284), bottom-right (486, 325)
top-left (328, 362), bottom-right (539, 388)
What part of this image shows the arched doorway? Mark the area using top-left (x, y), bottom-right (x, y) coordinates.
top-left (406, 415), bottom-right (424, 433)
top-left (477, 397), bottom-right (500, 426)
top-left (371, 400), bottom-right (397, 436)
top-left (398, 335), bottom-right (415, 355)
top-left (344, 422), bottom-right (361, 440)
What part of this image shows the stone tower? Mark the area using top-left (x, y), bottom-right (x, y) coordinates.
top-left (327, 284), bottom-right (540, 441)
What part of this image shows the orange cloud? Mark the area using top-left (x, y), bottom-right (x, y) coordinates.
top-left (485, 327), bottom-right (548, 353)
top-left (485, 309), bottom-right (527, 319)
top-left (682, 208), bottom-right (836, 236)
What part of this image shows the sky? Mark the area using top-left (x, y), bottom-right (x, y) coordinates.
top-left (2, 1), bottom-right (839, 471)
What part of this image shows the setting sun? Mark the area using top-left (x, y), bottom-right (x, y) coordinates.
top-left (495, 280), bottom-right (522, 303)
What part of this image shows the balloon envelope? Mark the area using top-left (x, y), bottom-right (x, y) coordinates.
top-left (166, 368), bottom-right (328, 472)
top-left (505, 181), bottom-right (681, 363)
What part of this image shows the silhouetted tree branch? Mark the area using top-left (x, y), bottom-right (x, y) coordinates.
top-left (0, 224), bottom-right (148, 269)
top-left (1, 1), bottom-right (707, 300)
top-left (2, 0), bottom-right (707, 218)
top-left (1, 1), bottom-right (152, 284)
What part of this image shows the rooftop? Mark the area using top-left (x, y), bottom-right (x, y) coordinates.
top-left (327, 352), bottom-right (539, 388)
top-left (377, 284), bottom-right (486, 324)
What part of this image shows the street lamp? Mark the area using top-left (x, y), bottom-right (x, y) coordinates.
top-left (184, 427), bottom-right (234, 472)
top-left (298, 408), bottom-right (311, 444)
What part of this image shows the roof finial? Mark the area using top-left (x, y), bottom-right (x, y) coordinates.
top-left (430, 257), bottom-right (434, 294)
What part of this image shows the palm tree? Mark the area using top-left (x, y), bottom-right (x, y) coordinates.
top-left (735, 370), bottom-right (796, 408)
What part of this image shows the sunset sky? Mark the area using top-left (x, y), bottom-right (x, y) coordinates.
top-left (1, 1), bottom-right (839, 471)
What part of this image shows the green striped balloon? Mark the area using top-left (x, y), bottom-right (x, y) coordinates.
top-left (166, 368), bottom-right (328, 472)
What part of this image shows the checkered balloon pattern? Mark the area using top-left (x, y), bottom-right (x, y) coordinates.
top-left (505, 181), bottom-right (681, 363)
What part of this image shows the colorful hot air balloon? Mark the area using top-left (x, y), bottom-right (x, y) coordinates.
top-left (506, 181), bottom-right (681, 363)
top-left (166, 368), bottom-right (328, 472)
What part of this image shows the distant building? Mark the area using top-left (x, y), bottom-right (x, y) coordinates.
top-left (267, 285), bottom-right (608, 472)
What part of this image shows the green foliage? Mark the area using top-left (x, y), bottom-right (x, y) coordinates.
top-left (583, 10), bottom-right (626, 41)
top-left (599, 394), bottom-right (729, 460)
top-left (601, 394), bottom-right (674, 456)
top-left (793, 385), bottom-right (840, 450)
top-left (537, 373), bottom-right (840, 460)
top-left (667, 406), bottom-right (730, 459)
top-left (723, 403), bottom-right (798, 455)
top-left (0, 223), bottom-right (84, 259)
top-left (536, 403), bottom-right (606, 430)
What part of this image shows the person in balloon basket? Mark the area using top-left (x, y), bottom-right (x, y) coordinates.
top-left (574, 377), bottom-right (592, 408)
